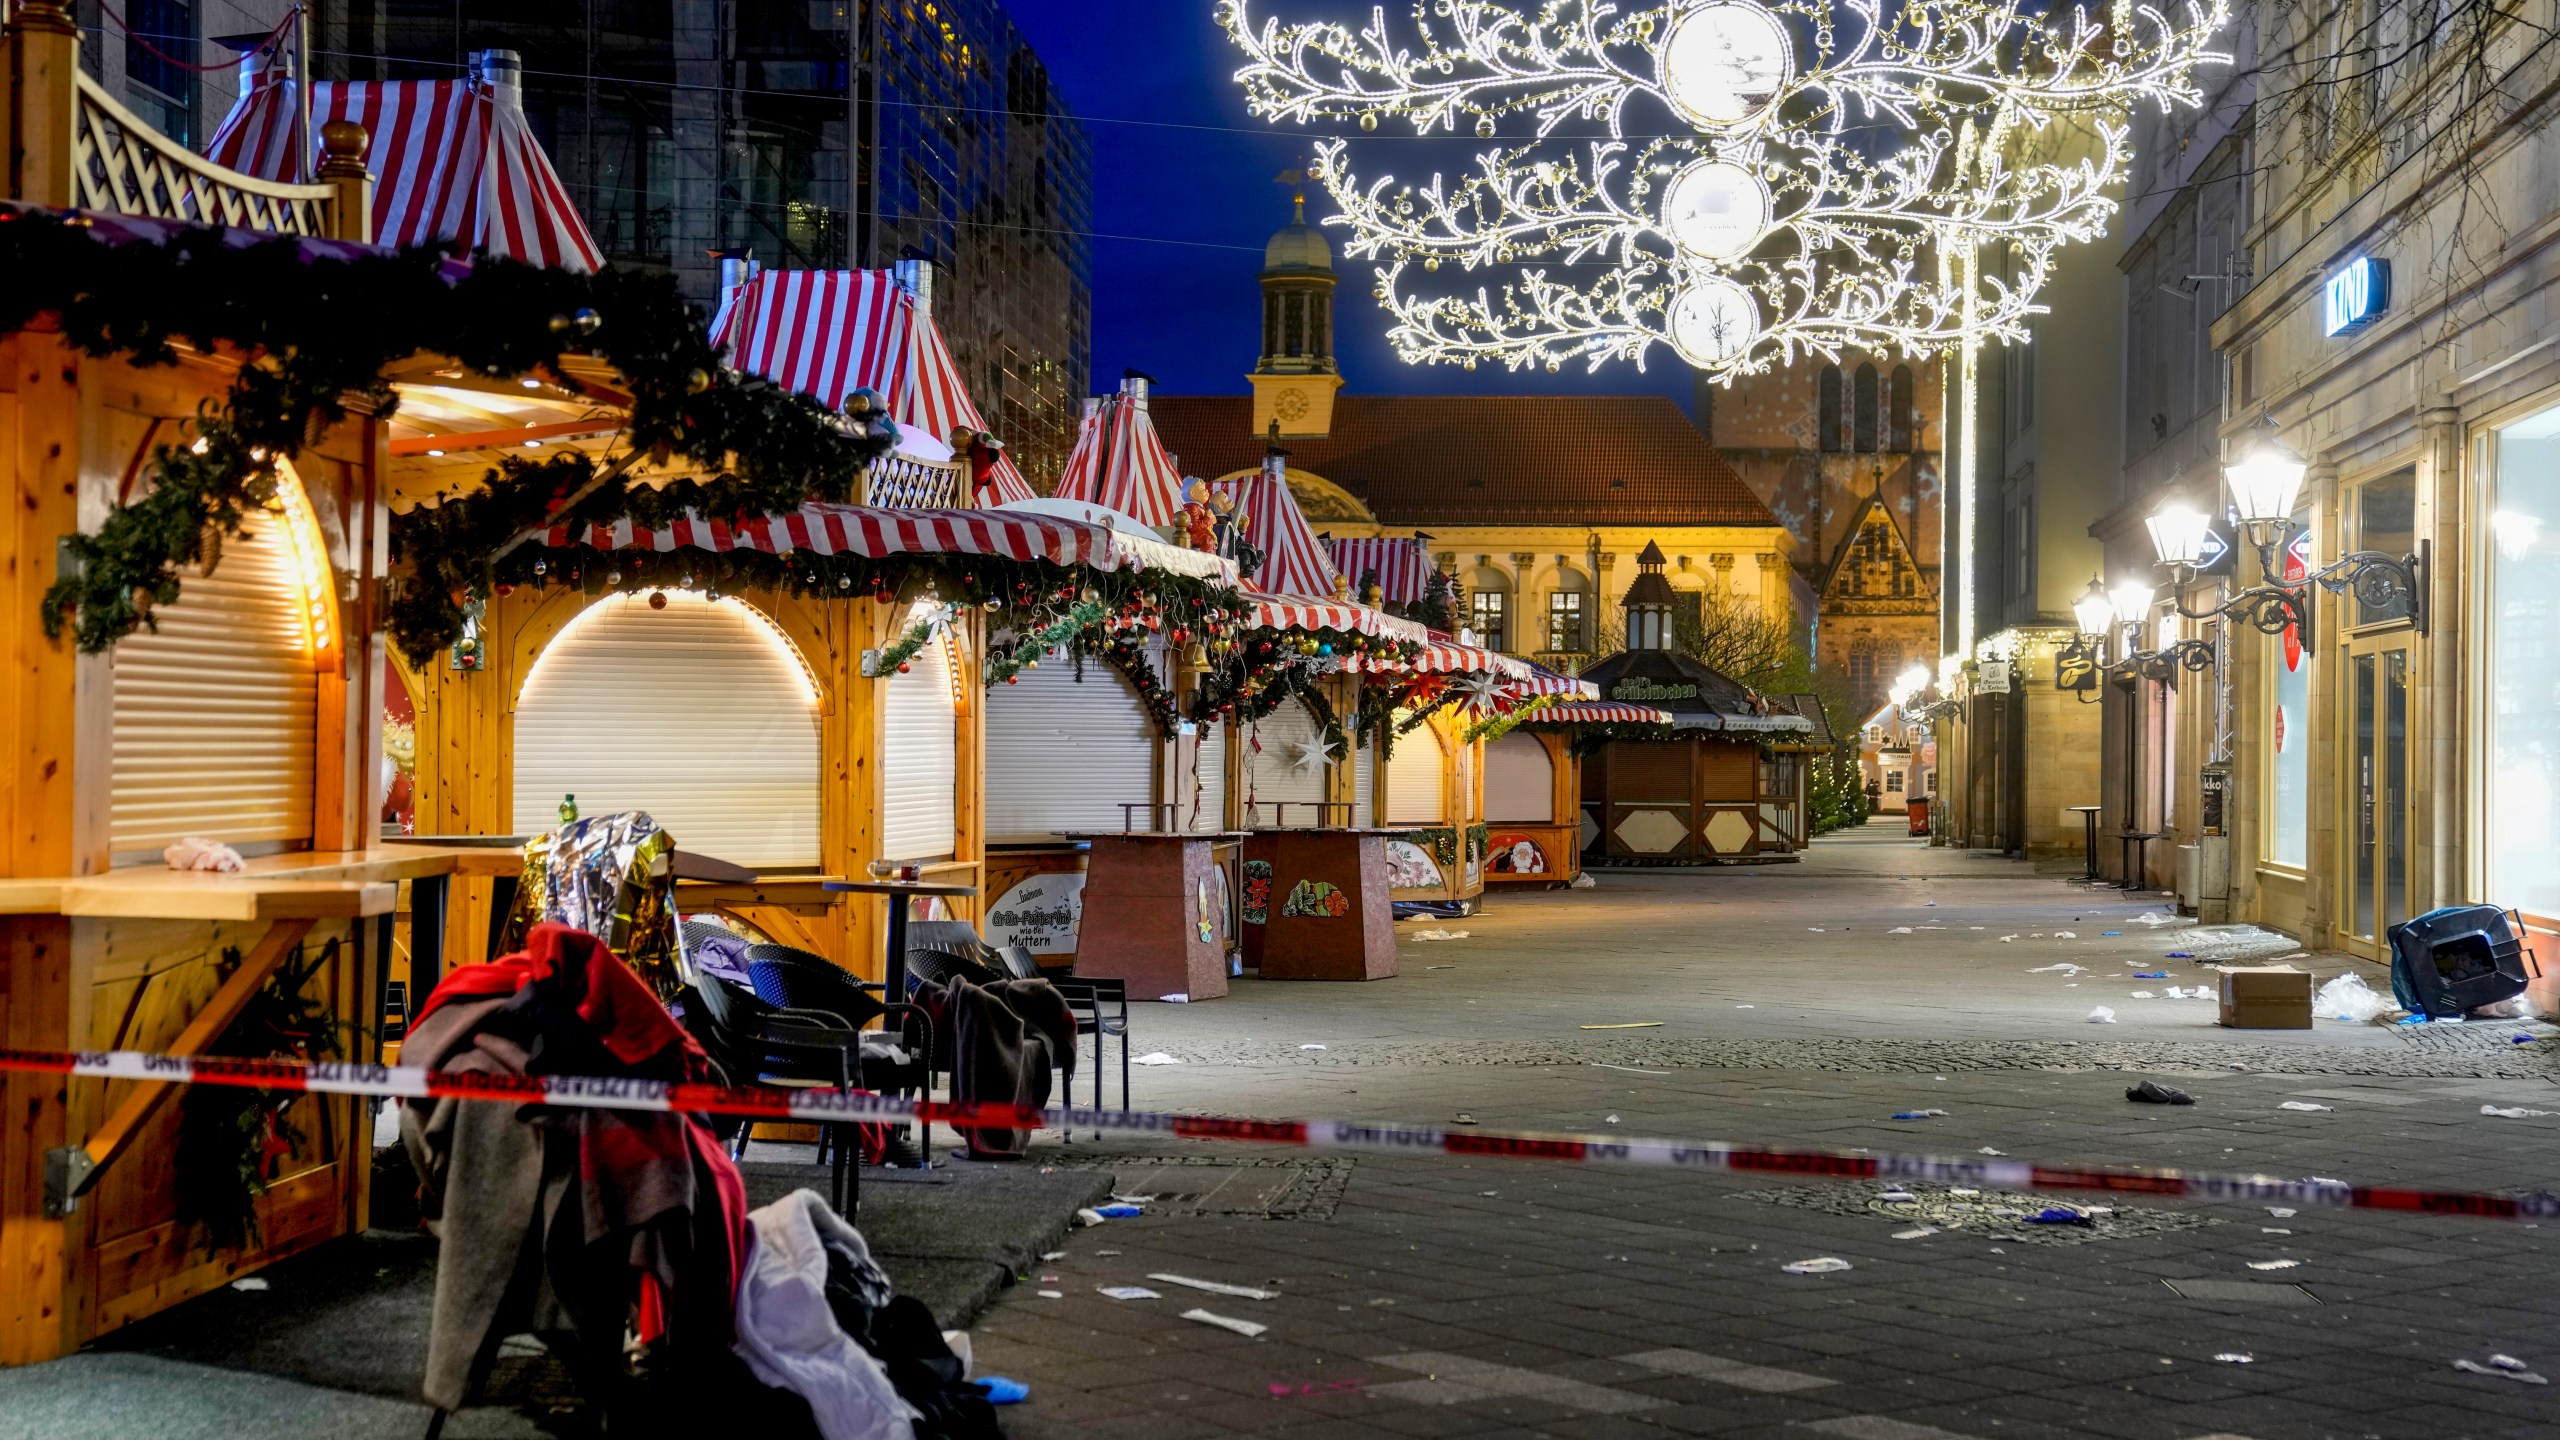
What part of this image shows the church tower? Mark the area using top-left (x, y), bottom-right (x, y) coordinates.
top-left (1249, 181), bottom-right (1344, 440)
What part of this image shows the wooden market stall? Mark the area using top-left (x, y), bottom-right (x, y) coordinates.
top-left (978, 377), bottom-right (1240, 969)
top-left (0, 3), bottom-right (512, 1360)
top-left (1571, 544), bottom-right (1818, 864)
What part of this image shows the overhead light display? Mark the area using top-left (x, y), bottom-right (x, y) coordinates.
top-left (1220, 0), bottom-right (2231, 377)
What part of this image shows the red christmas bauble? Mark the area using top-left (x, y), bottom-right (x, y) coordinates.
top-left (898, 662), bottom-right (912, 674)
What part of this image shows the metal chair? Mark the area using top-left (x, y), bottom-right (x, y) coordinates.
top-left (745, 944), bottom-right (934, 1158)
top-left (680, 971), bottom-right (867, 1216)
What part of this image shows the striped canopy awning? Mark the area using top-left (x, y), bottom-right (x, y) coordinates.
top-left (204, 49), bottom-right (302, 182)
top-left (206, 52), bottom-right (602, 272)
top-left (1242, 597), bottom-right (1427, 641)
top-left (708, 268), bottom-right (1035, 505)
top-left (1325, 535), bottom-right (1434, 605)
top-left (537, 503), bottom-right (1231, 580)
top-left (1534, 702), bottom-right (1675, 726)
top-left (1388, 640), bottom-right (1520, 677)
top-left (1213, 463), bottom-right (1342, 598)
top-left (1052, 389), bottom-right (1186, 526)
top-left (1510, 662), bottom-right (1597, 698)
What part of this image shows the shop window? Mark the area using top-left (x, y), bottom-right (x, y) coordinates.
top-left (2350, 467), bottom-right (2417, 625)
top-left (2487, 413), bottom-right (2560, 918)
top-left (2269, 513), bottom-right (2312, 868)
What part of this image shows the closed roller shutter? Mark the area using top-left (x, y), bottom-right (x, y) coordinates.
top-left (111, 505), bottom-right (318, 860)
top-left (1485, 732), bottom-right (1554, 823)
top-left (881, 616), bottom-right (958, 862)
top-left (1245, 697), bottom-right (1327, 825)
top-left (985, 651), bottom-right (1156, 840)
top-left (514, 594), bottom-right (820, 868)
top-left (1353, 740), bottom-right (1375, 826)
top-left (1387, 723), bottom-right (1447, 824)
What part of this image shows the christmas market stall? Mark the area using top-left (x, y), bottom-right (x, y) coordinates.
top-left (0, 1), bottom-right (897, 1354)
top-left (1204, 457), bottom-right (1432, 980)
top-left (969, 377), bottom-right (1241, 982)
top-left (1474, 662), bottom-right (1601, 888)
top-left (1566, 544), bottom-right (1819, 864)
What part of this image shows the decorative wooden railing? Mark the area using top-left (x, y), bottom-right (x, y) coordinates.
top-left (7, 2), bottom-right (370, 242)
top-left (863, 452), bottom-right (967, 509)
top-left (71, 71), bottom-right (338, 234)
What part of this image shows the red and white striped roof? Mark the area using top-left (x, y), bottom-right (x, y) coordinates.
top-left (1050, 389), bottom-right (1187, 526)
top-left (204, 49), bottom-right (303, 183)
top-left (709, 267), bottom-right (1034, 506)
top-left (1534, 702), bottom-right (1674, 726)
top-left (537, 502), bottom-right (1229, 580)
top-left (205, 53), bottom-right (601, 271)
top-left (1510, 663), bottom-right (1598, 698)
top-left (1325, 536), bottom-right (1433, 605)
top-left (1241, 597), bottom-right (1427, 641)
top-left (1212, 461), bottom-right (1343, 599)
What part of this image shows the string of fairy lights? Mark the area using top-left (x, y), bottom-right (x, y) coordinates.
top-left (1220, 0), bottom-right (2232, 377)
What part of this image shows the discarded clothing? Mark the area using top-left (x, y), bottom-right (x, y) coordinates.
top-left (735, 1189), bottom-right (919, 1440)
top-left (920, 976), bottom-right (1077, 1160)
top-left (402, 923), bottom-right (748, 1420)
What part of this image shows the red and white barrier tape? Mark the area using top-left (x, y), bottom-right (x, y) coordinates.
top-left (4, 1045), bottom-right (2550, 1221)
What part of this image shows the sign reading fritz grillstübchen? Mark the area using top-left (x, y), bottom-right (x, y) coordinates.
top-left (1611, 678), bottom-right (1700, 703)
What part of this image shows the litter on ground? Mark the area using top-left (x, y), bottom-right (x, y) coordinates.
top-left (2133, 971), bottom-right (2169, 978)
top-left (229, 1278), bottom-right (270, 1293)
top-left (1889, 927), bottom-right (1914, 934)
top-left (2482, 1105), bottom-right (2555, 1118)
top-left (1781, 1257), bottom-right (1853, 1274)
top-left (2278, 1101), bottom-right (2334, 1112)
top-left (1892, 1228), bottom-right (1936, 1240)
top-left (2131, 990), bottom-right (2158, 999)
top-left (1891, 1109), bottom-right (1948, 1120)
top-left (1299, 1043), bottom-right (1327, 1051)
top-left (2088, 1007), bottom-right (2117, 1023)
top-left (2316, 972), bottom-right (2392, 1023)
top-left (1181, 1308), bottom-right (1268, 1338)
top-left (1149, 1273), bottom-right (1280, 1300)
top-left (1590, 1062), bottom-right (1673, 1075)
top-left (1134, 1052), bottom-right (1183, 1065)
top-left (2247, 1259), bottom-right (2301, 1270)
top-left (1580, 1022), bottom-right (1664, 1030)
top-left (2027, 963), bottom-right (2088, 974)
top-left (2213, 1353), bottom-right (2254, 1364)
top-left (1094, 1203), bottom-right (1145, 1218)
top-left (1097, 1286), bottom-right (1161, 1300)
top-left (2455, 1358), bottom-right (2549, 1384)
top-left (2126, 1081), bottom-right (2194, 1105)
top-left (1453, 1113), bottom-right (1477, 1125)
top-left (1410, 929), bottom-right (1470, 941)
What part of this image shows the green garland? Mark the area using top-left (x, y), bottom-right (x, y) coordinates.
top-left (174, 939), bottom-right (348, 1254)
top-left (864, 608), bottom-right (946, 678)
top-left (0, 211), bottom-right (896, 655)
top-left (986, 602), bottom-right (1108, 685)
top-left (1461, 692), bottom-right (1554, 745)
top-left (1405, 822), bottom-right (1491, 871)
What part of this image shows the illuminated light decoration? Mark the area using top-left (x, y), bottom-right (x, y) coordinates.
top-left (1221, 0), bottom-right (2231, 376)
top-left (270, 459), bottom-right (338, 655)
top-left (2321, 256), bottom-right (2389, 336)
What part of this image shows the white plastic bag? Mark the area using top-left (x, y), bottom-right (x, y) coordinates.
top-left (2313, 972), bottom-right (2392, 1023)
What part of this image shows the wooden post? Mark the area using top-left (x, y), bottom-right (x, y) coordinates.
top-left (8, 2), bottom-right (81, 210)
top-left (315, 120), bottom-right (373, 245)
top-left (0, 329), bottom-right (89, 1364)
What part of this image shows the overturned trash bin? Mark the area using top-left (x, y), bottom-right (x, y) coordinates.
top-left (2388, 905), bottom-right (2538, 1019)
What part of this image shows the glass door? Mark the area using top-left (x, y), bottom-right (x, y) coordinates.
top-left (2341, 640), bottom-right (2412, 951)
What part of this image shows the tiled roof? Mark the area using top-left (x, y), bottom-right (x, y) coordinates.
top-left (1147, 395), bottom-right (1781, 529)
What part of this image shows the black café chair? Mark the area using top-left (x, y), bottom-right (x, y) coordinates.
top-left (680, 968), bottom-right (870, 1217)
top-left (992, 943), bottom-right (1129, 1126)
top-left (745, 944), bottom-right (934, 1156)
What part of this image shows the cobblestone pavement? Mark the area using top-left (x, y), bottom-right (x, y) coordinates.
top-left (972, 823), bottom-right (2560, 1440)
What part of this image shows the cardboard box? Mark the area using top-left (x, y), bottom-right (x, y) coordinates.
top-left (2219, 967), bottom-right (2313, 1029)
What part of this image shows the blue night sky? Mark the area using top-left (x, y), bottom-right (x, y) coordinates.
top-left (1002, 0), bottom-right (1704, 417)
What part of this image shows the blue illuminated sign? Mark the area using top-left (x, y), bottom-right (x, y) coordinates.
top-left (2323, 257), bottom-right (2389, 336)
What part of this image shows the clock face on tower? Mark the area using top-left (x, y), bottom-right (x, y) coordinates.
top-left (1658, 2), bottom-right (1793, 127)
top-left (1667, 277), bottom-right (1760, 367)
top-left (1274, 388), bottom-right (1310, 422)
top-left (1659, 158), bottom-right (1772, 260)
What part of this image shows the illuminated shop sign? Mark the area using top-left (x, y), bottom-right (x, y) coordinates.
top-left (2323, 257), bottom-right (2389, 336)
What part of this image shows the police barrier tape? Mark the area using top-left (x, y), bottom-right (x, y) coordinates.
top-left (4, 1045), bottom-right (2551, 1221)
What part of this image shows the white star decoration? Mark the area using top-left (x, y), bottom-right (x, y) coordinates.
top-left (1289, 736), bottom-right (1339, 774)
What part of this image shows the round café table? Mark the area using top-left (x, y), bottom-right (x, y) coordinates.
top-left (820, 879), bottom-right (980, 999)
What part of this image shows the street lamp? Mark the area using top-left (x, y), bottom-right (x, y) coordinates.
top-left (2142, 502), bottom-right (2213, 583)
top-left (2070, 576), bottom-right (2115, 643)
top-left (2222, 420), bottom-right (2308, 557)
